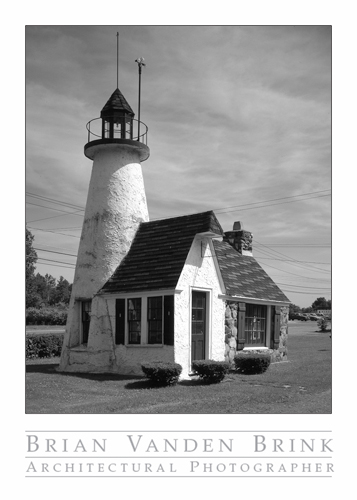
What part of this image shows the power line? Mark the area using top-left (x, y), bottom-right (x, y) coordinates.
top-left (255, 255), bottom-right (331, 265)
top-left (34, 247), bottom-right (77, 258)
top-left (28, 226), bottom-right (80, 239)
top-left (283, 289), bottom-right (328, 295)
top-left (27, 209), bottom-right (84, 224)
top-left (26, 192), bottom-right (85, 211)
top-left (211, 189), bottom-right (331, 213)
top-left (215, 194), bottom-right (331, 216)
top-left (256, 244), bottom-right (331, 248)
top-left (255, 241), bottom-right (331, 274)
top-left (274, 282), bottom-right (331, 290)
top-left (37, 260), bottom-right (76, 270)
top-left (39, 257), bottom-right (75, 269)
top-left (27, 201), bottom-right (85, 216)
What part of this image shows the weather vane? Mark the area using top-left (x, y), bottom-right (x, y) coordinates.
top-left (135, 57), bottom-right (146, 140)
top-left (135, 57), bottom-right (146, 72)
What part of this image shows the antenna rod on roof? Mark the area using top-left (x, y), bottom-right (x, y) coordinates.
top-left (116, 31), bottom-right (119, 88)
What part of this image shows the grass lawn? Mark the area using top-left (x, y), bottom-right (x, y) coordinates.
top-left (25, 322), bottom-right (331, 414)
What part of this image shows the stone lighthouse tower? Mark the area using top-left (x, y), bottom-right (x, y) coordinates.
top-left (59, 73), bottom-right (150, 372)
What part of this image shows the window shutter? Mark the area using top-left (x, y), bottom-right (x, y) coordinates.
top-left (115, 299), bottom-right (125, 345)
top-left (237, 302), bottom-right (246, 350)
top-left (272, 306), bottom-right (281, 350)
top-left (164, 295), bottom-right (174, 346)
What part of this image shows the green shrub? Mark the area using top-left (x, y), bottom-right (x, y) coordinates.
top-left (26, 307), bottom-right (68, 325)
top-left (234, 351), bottom-right (271, 374)
top-left (192, 360), bottom-right (230, 384)
top-left (317, 317), bottom-right (330, 332)
top-left (26, 333), bottom-right (64, 359)
top-left (141, 362), bottom-right (182, 386)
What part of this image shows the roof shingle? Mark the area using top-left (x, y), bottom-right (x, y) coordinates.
top-left (100, 211), bottom-right (223, 294)
top-left (213, 240), bottom-right (290, 303)
top-left (100, 210), bottom-right (289, 304)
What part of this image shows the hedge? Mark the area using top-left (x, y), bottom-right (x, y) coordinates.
top-left (234, 351), bottom-right (271, 374)
top-left (141, 362), bottom-right (182, 386)
top-left (191, 360), bottom-right (230, 384)
top-left (26, 307), bottom-right (68, 325)
top-left (26, 333), bottom-right (64, 359)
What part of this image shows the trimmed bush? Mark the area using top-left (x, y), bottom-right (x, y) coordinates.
top-left (26, 333), bottom-right (64, 359)
top-left (26, 307), bottom-right (68, 326)
top-left (141, 362), bottom-right (182, 386)
top-left (234, 351), bottom-right (271, 374)
top-left (317, 317), bottom-right (330, 332)
top-left (192, 360), bottom-right (230, 384)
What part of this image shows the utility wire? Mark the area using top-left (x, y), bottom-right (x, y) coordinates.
top-left (255, 241), bottom-right (331, 274)
top-left (27, 189), bottom-right (330, 223)
top-left (26, 192), bottom-right (85, 210)
top-left (214, 194), bottom-right (331, 216)
top-left (27, 209), bottom-right (84, 224)
top-left (37, 260), bottom-right (76, 270)
top-left (27, 201), bottom-right (85, 216)
top-left (28, 226), bottom-right (80, 239)
top-left (37, 257), bottom-right (76, 266)
top-left (34, 247), bottom-right (77, 258)
top-left (255, 255), bottom-right (331, 265)
top-left (274, 282), bottom-right (331, 290)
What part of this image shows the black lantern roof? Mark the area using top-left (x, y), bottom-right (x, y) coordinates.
top-left (100, 88), bottom-right (135, 118)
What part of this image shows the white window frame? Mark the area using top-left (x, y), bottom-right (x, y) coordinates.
top-left (104, 290), bottom-right (180, 347)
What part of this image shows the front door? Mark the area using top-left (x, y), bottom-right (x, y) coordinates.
top-left (191, 291), bottom-right (206, 361)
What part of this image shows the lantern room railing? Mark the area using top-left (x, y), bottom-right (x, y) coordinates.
top-left (86, 116), bottom-right (148, 146)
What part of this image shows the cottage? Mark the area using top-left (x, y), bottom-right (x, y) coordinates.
top-left (59, 74), bottom-right (289, 378)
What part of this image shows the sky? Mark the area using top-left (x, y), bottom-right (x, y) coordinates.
top-left (25, 25), bottom-right (331, 308)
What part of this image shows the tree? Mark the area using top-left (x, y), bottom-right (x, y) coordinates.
top-left (302, 306), bottom-right (313, 313)
top-left (33, 273), bottom-right (56, 306)
top-left (289, 303), bottom-right (301, 315)
top-left (26, 227), bottom-right (39, 307)
top-left (51, 276), bottom-right (71, 305)
top-left (311, 297), bottom-right (330, 311)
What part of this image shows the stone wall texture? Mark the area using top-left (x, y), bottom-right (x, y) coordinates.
top-left (224, 302), bottom-right (289, 364)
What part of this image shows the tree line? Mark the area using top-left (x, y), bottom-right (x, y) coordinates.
top-left (289, 297), bottom-right (331, 315)
top-left (26, 227), bottom-right (72, 308)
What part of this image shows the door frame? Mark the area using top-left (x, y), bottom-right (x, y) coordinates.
top-left (190, 287), bottom-right (211, 366)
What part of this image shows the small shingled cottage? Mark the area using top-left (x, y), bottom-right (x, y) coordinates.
top-left (59, 73), bottom-right (290, 378)
top-left (98, 211), bottom-right (290, 378)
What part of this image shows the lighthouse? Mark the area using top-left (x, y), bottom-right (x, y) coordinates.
top-left (59, 61), bottom-right (150, 372)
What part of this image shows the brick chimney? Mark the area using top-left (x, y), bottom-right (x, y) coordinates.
top-left (224, 221), bottom-right (253, 256)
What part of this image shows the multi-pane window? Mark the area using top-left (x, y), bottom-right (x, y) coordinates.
top-left (128, 298), bottom-right (141, 344)
top-left (147, 296), bottom-right (163, 344)
top-left (244, 304), bottom-right (267, 346)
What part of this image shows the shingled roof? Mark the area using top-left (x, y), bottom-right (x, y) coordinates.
top-left (100, 210), bottom-right (289, 303)
top-left (213, 239), bottom-right (290, 303)
top-left (100, 211), bottom-right (224, 294)
top-left (100, 88), bottom-right (135, 117)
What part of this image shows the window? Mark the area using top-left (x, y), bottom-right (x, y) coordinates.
top-left (244, 304), bottom-right (266, 346)
top-left (128, 298), bottom-right (141, 344)
top-left (147, 296), bottom-right (163, 344)
top-left (81, 300), bottom-right (92, 344)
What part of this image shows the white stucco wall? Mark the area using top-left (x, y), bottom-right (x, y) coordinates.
top-left (62, 295), bottom-right (174, 375)
top-left (60, 144), bottom-right (149, 372)
top-left (72, 145), bottom-right (149, 299)
top-left (60, 236), bottom-right (226, 376)
top-left (175, 237), bottom-right (225, 378)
